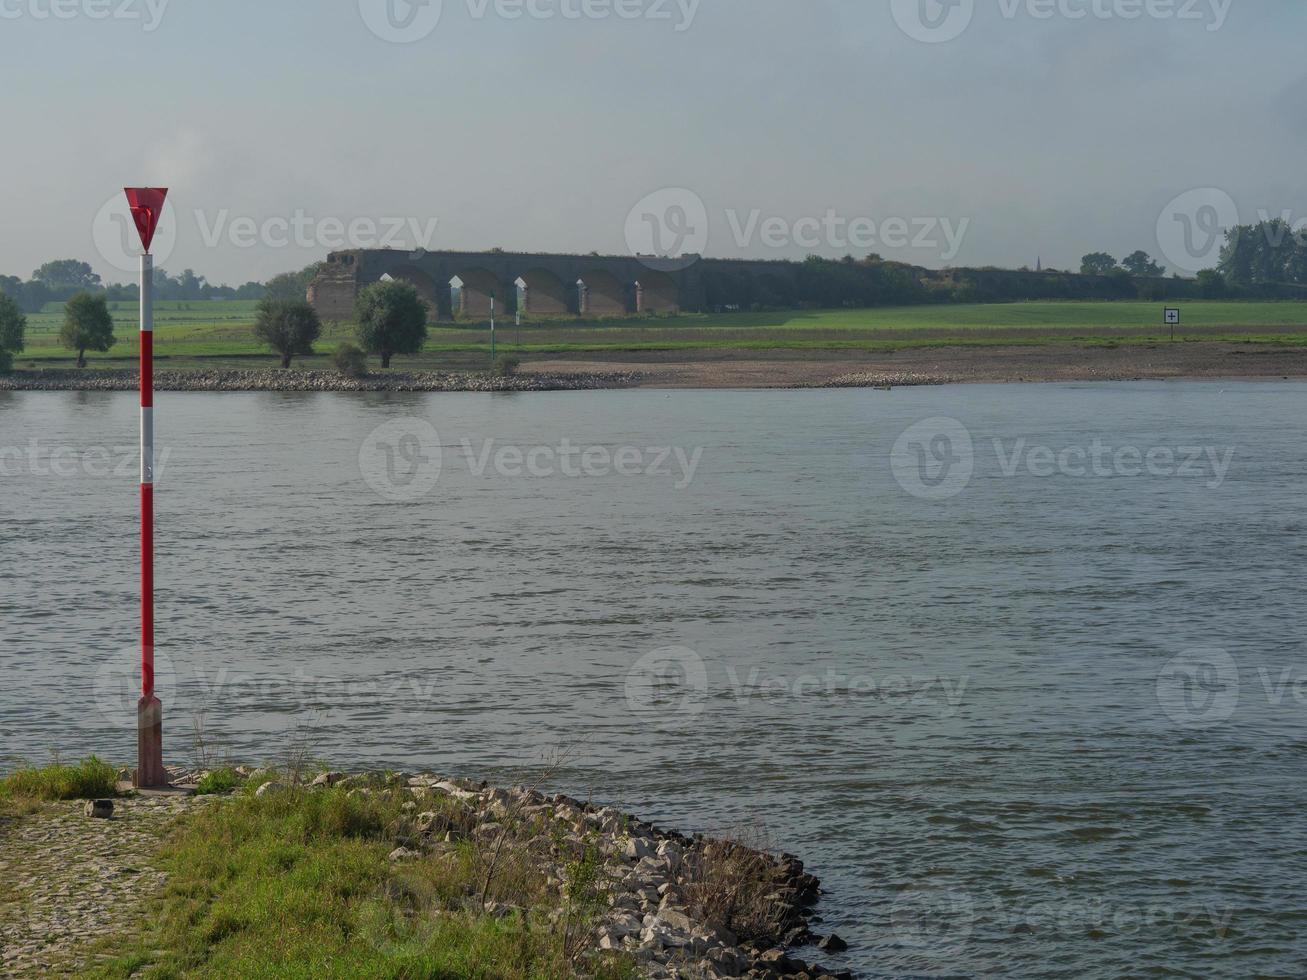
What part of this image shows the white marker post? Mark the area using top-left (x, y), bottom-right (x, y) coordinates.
top-left (125, 187), bottom-right (168, 789)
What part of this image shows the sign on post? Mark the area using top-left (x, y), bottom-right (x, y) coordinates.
top-left (125, 187), bottom-right (169, 789)
top-left (1165, 307), bottom-right (1180, 342)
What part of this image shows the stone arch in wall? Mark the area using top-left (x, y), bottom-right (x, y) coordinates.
top-left (518, 267), bottom-right (571, 316)
top-left (578, 269), bottom-right (631, 316)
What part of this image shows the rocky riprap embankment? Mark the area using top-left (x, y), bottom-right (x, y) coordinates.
top-left (816, 371), bottom-right (958, 388)
top-left (0, 766), bottom-right (851, 979)
top-left (0, 369), bottom-right (643, 393)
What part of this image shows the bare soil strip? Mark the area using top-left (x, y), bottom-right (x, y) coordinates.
top-left (525, 342), bottom-right (1307, 388)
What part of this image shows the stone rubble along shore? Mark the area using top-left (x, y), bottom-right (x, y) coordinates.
top-left (816, 371), bottom-right (960, 388)
top-left (175, 766), bottom-right (854, 980)
top-left (0, 368), bottom-right (643, 393)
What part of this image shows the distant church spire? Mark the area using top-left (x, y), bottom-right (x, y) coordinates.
top-left (1036, 256), bottom-right (1043, 272)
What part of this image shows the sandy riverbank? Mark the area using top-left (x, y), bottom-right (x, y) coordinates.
top-left (526, 341), bottom-right (1307, 388)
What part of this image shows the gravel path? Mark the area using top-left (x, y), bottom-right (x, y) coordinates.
top-left (0, 795), bottom-right (203, 977)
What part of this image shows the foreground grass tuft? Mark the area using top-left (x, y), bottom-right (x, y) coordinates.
top-left (88, 784), bottom-right (636, 979)
top-left (0, 756), bottom-right (117, 801)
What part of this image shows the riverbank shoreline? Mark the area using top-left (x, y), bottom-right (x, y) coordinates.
top-left (0, 368), bottom-right (645, 393)
top-left (0, 764), bottom-right (851, 979)
top-left (4, 341), bottom-right (1307, 391)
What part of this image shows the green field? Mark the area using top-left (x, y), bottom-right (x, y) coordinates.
top-left (14, 299), bottom-right (1307, 371)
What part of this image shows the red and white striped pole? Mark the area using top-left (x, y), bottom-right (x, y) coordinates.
top-left (125, 188), bottom-right (168, 789)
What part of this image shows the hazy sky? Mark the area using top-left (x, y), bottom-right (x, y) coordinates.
top-left (3, 0), bottom-right (1305, 285)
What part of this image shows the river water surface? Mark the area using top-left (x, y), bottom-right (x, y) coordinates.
top-left (2, 382), bottom-right (1305, 978)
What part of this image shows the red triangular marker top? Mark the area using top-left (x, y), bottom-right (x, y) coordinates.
top-left (124, 188), bottom-right (169, 253)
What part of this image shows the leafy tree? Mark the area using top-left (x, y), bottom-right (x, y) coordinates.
top-left (0, 292), bottom-right (25, 374)
top-left (33, 259), bottom-right (101, 295)
top-left (264, 263), bottom-right (324, 303)
top-left (1218, 220), bottom-right (1307, 285)
top-left (1121, 250), bottom-right (1164, 277)
top-left (59, 293), bottom-right (115, 367)
top-left (254, 299), bottom-right (322, 369)
top-left (1080, 253), bottom-right (1119, 276)
top-left (1197, 269), bottom-right (1228, 298)
top-left (354, 280), bottom-right (430, 369)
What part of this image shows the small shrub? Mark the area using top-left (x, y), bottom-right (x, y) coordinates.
top-left (332, 342), bottom-right (368, 378)
top-left (492, 354), bottom-right (521, 378)
top-left (196, 768), bottom-right (240, 795)
top-left (0, 756), bottom-right (117, 800)
top-left (680, 829), bottom-right (781, 943)
top-left (0, 350), bottom-right (11, 375)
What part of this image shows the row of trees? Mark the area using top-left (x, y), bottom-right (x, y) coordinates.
top-left (0, 289), bottom-right (118, 371)
top-left (0, 277), bottom-right (427, 374)
top-left (0, 260), bottom-right (323, 313)
top-left (253, 280), bottom-right (429, 371)
top-left (1218, 220), bottom-right (1307, 285)
top-left (1080, 251), bottom-right (1166, 277)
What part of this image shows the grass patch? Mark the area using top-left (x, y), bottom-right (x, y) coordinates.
top-left (87, 783), bottom-right (635, 979)
top-left (12, 298), bottom-right (1307, 369)
top-left (195, 768), bottom-right (241, 796)
top-left (0, 756), bottom-right (117, 801)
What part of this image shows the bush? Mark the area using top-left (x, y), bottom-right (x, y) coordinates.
top-left (0, 756), bottom-right (117, 800)
top-left (0, 349), bottom-right (11, 375)
top-left (332, 342), bottom-right (368, 379)
top-left (492, 354), bottom-right (521, 378)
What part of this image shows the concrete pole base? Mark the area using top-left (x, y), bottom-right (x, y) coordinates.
top-left (134, 695), bottom-right (167, 789)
